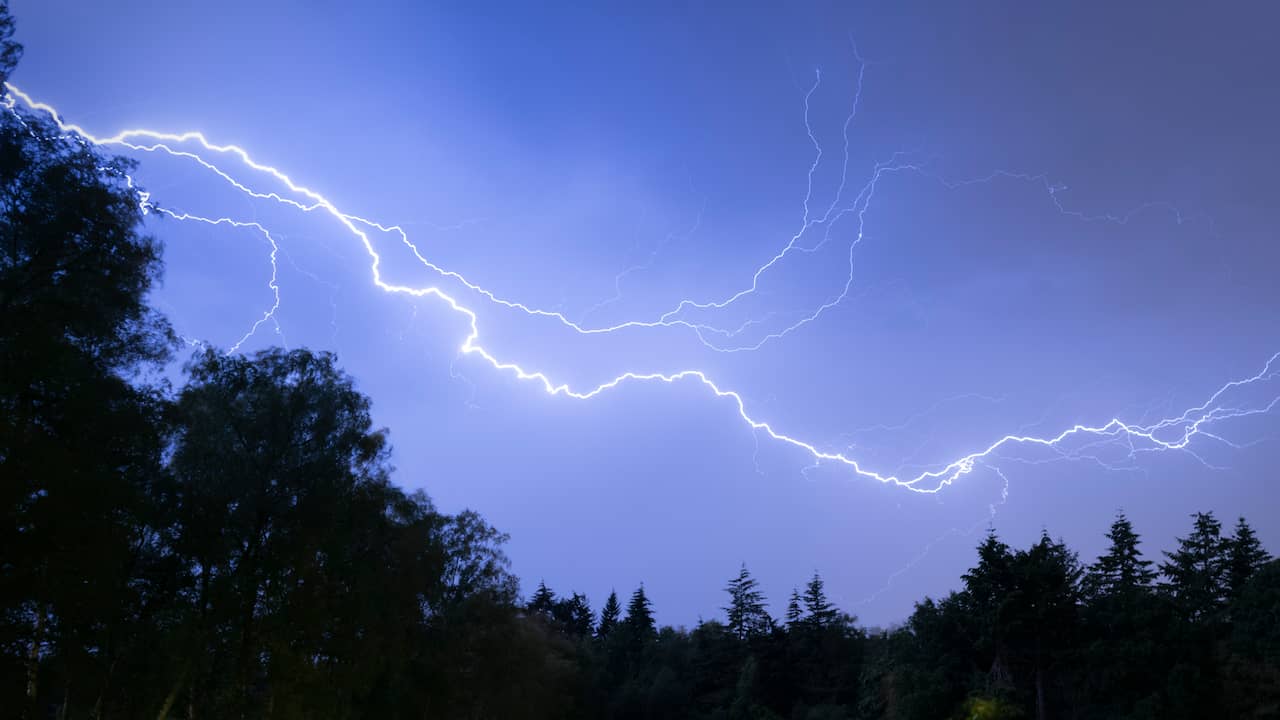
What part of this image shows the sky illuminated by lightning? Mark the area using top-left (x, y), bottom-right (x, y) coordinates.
top-left (9, 1), bottom-right (1280, 625)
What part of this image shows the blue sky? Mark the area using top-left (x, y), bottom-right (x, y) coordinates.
top-left (11, 1), bottom-right (1279, 626)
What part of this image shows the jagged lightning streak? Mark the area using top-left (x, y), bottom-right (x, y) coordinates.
top-left (0, 59), bottom-right (970, 356)
top-left (6, 75), bottom-right (1278, 496)
top-left (4, 94), bottom-right (286, 353)
top-left (145, 203), bottom-right (285, 353)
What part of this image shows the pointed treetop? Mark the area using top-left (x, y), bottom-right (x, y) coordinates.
top-left (529, 580), bottom-right (556, 617)
top-left (723, 563), bottom-right (772, 640)
top-left (623, 584), bottom-right (655, 638)
top-left (1226, 516), bottom-right (1271, 600)
top-left (1087, 509), bottom-right (1155, 599)
top-left (597, 589), bottom-right (621, 639)
top-left (785, 588), bottom-right (803, 628)
top-left (560, 591), bottom-right (595, 637)
top-left (803, 571), bottom-right (839, 628)
top-left (1160, 511), bottom-right (1229, 620)
top-left (964, 529), bottom-right (1016, 604)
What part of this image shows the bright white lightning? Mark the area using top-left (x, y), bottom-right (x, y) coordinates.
top-left (5, 75), bottom-right (1278, 496)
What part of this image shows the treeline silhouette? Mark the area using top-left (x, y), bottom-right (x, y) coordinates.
top-left (1, 6), bottom-right (1278, 718)
top-left (516, 514), bottom-right (1277, 720)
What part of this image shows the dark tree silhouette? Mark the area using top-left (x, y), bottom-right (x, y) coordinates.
top-left (1160, 511), bottom-right (1229, 621)
top-left (1085, 510), bottom-right (1156, 600)
top-left (785, 588), bottom-right (803, 629)
top-left (597, 589), bottom-right (621, 640)
top-left (0, 13), bottom-right (174, 712)
top-left (167, 348), bottom-right (396, 715)
top-left (529, 580), bottom-right (556, 617)
top-left (0, 0), bottom-right (20, 85)
top-left (802, 572), bottom-right (839, 629)
top-left (723, 563), bottom-right (771, 641)
top-left (1003, 533), bottom-right (1082, 720)
top-left (1078, 509), bottom-right (1171, 717)
top-left (560, 592), bottom-right (595, 638)
top-left (622, 585), bottom-right (656, 640)
top-left (1225, 516), bottom-right (1271, 601)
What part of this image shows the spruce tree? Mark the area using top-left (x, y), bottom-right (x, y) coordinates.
top-left (962, 529), bottom-right (1016, 685)
top-left (1086, 510), bottom-right (1155, 599)
top-left (965, 529), bottom-right (1015, 605)
top-left (802, 572), bottom-right (839, 628)
top-left (1005, 533), bottom-right (1082, 718)
top-left (597, 589), bottom-right (621, 639)
top-left (723, 563), bottom-right (772, 640)
top-left (1225, 516), bottom-right (1271, 601)
top-left (623, 584), bottom-right (656, 638)
top-left (0, 0), bottom-right (19, 85)
top-left (529, 580), bottom-right (556, 617)
top-left (1159, 511), bottom-right (1228, 621)
top-left (785, 588), bottom-right (803, 629)
top-left (615, 585), bottom-right (656, 665)
top-left (565, 592), bottom-right (595, 637)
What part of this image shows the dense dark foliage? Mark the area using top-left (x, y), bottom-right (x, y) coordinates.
top-left (1, 5), bottom-right (1277, 718)
top-left (510, 523), bottom-right (1276, 719)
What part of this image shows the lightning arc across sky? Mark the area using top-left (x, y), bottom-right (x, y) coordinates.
top-left (5, 66), bottom-right (1279, 497)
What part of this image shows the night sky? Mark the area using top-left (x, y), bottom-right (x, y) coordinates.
top-left (10, 1), bottom-right (1279, 627)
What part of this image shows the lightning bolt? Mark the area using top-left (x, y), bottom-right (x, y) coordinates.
top-left (153, 209), bottom-right (285, 354)
top-left (6, 57), bottom-right (1277, 498)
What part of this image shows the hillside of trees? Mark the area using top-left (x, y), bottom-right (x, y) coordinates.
top-left (2, 6), bottom-right (1278, 718)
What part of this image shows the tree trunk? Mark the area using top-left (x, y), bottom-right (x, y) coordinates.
top-left (237, 577), bottom-right (261, 713)
top-left (191, 558), bottom-right (211, 720)
top-left (989, 647), bottom-right (1013, 690)
top-left (155, 666), bottom-right (187, 720)
top-left (92, 657), bottom-right (117, 719)
top-left (1035, 647), bottom-right (1047, 720)
top-left (23, 605), bottom-right (45, 719)
top-left (236, 517), bottom-right (269, 714)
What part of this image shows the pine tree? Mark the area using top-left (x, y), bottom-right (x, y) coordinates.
top-left (723, 563), bottom-right (772, 640)
top-left (965, 529), bottom-right (1015, 603)
top-left (529, 580), bottom-right (556, 617)
top-left (615, 585), bottom-right (657, 664)
top-left (0, 0), bottom-right (20, 84)
top-left (1006, 533), bottom-right (1082, 720)
top-left (1225, 516), bottom-right (1271, 601)
top-left (597, 589), bottom-right (621, 639)
top-left (785, 588), bottom-right (803, 629)
top-left (1159, 511), bottom-right (1228, 621)
top-left (962, 529), bottom-right (1016, 687)
top-left (1086, 510), bottom-right (1155, 599)
top-left (565, 592), bottom-right (595, 637)
top-left (802, 572), bottom-right (839, 628)
top-left (623, 584), bottom-right (656, 639)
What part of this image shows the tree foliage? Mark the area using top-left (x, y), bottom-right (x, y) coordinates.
top-left (0, 0), bottom-right (20, 85)
top-left (724, 564), bottom-right (772, 641)
top-left (598, 590), bottom-right (622, 640)
top-left (1226, 517), bottom-right (1271, 601)
top-left (1085, 510), bottom-right (1155, 600)
top-left (1160, 511), bottom-right (1228, 621)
